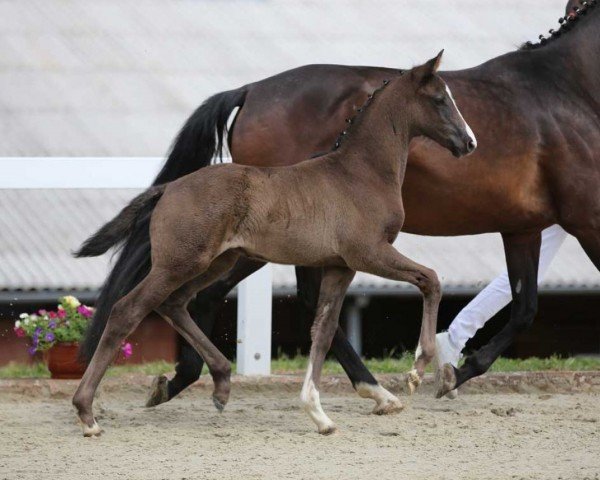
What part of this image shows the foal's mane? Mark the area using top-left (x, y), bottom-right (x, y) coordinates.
top-left (329, 71), bottom-right (405, 153)
top-left (521, 0), bottom-right (598, 50)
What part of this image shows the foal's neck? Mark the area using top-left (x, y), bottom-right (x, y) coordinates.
top-left (332, 78), bottom-right (413, 184)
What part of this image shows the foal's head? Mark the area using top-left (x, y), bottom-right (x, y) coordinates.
top-left (406, 51), bottom-right (476, 157)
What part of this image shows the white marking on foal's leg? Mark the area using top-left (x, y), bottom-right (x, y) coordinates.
top-left (79, 419), bottom-right (102, 438)
top-left (406, 343), bottom-right (423, 395)
top-left (300, 362), bottom-right (336, 435)
top-left (415, 342), bottom-right (423, 363)
top-left (356, 382), bottom-right (404, 415)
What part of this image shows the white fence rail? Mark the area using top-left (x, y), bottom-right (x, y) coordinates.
top-left (0, 157), bottom-right (273, 375)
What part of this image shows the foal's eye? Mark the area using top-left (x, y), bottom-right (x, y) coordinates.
top-left (433, 96), bottom-right (445, 105)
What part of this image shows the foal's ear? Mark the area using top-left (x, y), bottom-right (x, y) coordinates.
top-left (411, 50), bottom-right (444, 85)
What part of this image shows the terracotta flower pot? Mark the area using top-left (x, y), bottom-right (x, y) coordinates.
top-left (44, 342), bottom-right (86, 379)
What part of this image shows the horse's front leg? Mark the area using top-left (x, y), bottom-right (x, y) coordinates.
top-left (348, 243), bottom-right (441, 395)
top-left (300, 267), bottom-right (355, 434)
top-left (436, 231), bottom-right (541, 397)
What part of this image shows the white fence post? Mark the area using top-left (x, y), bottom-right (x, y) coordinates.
top-left (236, 264), bottom-right (273, 375)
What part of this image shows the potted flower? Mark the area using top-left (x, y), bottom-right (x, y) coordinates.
top-left (13, 296), bottom-right (133, 379)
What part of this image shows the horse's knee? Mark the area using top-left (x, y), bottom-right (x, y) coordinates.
top-left (417, 267), bottom-right (440, 298)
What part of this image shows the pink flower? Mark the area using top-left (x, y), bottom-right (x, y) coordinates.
top-left (48, 311), bottom-right (57, 319)
top-left (38, 309), bottom-right (47, 316)
top-left (14, 327), bottom-right (26, 338)
top-left (57, 309), bottom-right (66, 319)
top-left (77, 305), bottom-right (93, 318)
top-left (121, 342), bottom-right (133, 359)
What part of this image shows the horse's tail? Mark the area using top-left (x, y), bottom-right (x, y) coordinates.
top-left (154, 87), bottom-right (248, 184)
top-left (78, 86), bottom-right (247, 363)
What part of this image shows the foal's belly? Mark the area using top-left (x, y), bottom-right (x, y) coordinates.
top-left (234, 228), bottom-right (345, 268)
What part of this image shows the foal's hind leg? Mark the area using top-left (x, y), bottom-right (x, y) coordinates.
top-left (347, 243), bottom-right (441, 394)
top-left (147, 257), bottom-right (266, 407)
top-left (300, 266), bottom-right (355, 434)
top-left (73, 268), bottom-right (183, 436)
top-left (156, 251), bottom-right (241, 411)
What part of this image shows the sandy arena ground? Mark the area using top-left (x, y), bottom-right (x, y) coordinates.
top-left (0, 384), bottom-right (599, 480)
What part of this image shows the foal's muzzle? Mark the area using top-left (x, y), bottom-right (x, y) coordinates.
top-left (450, 132), bottom-right (477, 157)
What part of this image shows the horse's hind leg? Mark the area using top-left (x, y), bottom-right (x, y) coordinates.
top-left (73, 268), bottom-right (184, 436)
top-left (296, 266), bottom-right (403, 415)
top-left (437, 232), bottom-right (541, 397)
top-left (300, 266), bottom-right (355, 434)
top-left (147, 257), bottom-right (266, 407)
top-left (156, 251), bottom-right (241, 411)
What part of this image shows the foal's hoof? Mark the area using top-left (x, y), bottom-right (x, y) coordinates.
top-left (212, 394), bottom-right (227, 413)
top-left (406, 369), bottom-right (422, 395)
top-left (318, 424), bottom-right (338, 436)
top-left (435, 363), bottom-right (457, 399)
top-left (372, 397), bottom-right (404, 416)
top-left (146, 375), bottom-right (170, 407)
top-left (79, 419), bottom-right (103, 438)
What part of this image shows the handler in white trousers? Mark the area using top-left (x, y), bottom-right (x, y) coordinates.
top-left (435, 224), bottom-right (568, 398)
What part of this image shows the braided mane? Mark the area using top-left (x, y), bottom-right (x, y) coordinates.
top-left (331, 71), bottom-right (404, 152)
top-left (521, 0), bottom-right (598, 50)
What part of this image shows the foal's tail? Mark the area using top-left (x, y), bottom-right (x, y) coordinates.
top-left (77, 86), bottom-right (247, 363)
top-left (74, 186), bottom-right (166, 258)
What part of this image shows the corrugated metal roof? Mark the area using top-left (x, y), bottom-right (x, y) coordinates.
top-left (0, 0), bottom-right (567, 156)
top-left (1, 1), bottom-right (597, 297)
top-left (1, 190), bottom-right (597, 296)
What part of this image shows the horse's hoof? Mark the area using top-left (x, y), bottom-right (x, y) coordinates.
top-left (145, 375), bottom-right (170, 408)
top-left (80, 419), bottom-right (103, 438)
top-left (212, 394), bottom-right (226, 413)
top-left (406, 369), bottom-right (422, 395)
top-left (435, 363), bottom-right (457, 399)
top-left (318, 424), bottom-right (337, 436)
top-left (445, 389), bottom-right (459, 400)
top-left (372, 397), bottom-right (404, 416)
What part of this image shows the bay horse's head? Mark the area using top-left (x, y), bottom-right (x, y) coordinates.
top-left (407, 51), bottom-right (476, 158)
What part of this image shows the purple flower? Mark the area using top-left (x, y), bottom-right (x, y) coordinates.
top-left (28, 346), bottom-right (37, 356)
top-left (34, 327), bottom-right (42, 335)
top-left (32, 337), bottom-right (39, 347)
top-left (45, 332), bottom-right (55, 342)
top-left (48, 321), bottom-right (56, 329)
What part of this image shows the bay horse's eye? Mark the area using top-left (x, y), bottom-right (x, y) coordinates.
top-left (433, 96), bottom-right (445, 105)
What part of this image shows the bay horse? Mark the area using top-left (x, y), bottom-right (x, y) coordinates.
top-left (79, 0), bottom-right (600, 410)
top-left (73, 53), bottom-right (476, 435)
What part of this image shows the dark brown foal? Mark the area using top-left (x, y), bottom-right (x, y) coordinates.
top-left (73, 51), bottom-right (476, 435)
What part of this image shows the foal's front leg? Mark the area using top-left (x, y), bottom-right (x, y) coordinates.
top-left (296, 266), bottom-right (403, 415)
top-left (300, 267), bottom-right (355, 434)
top-left (348, 243), bottom-right (441, 394)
